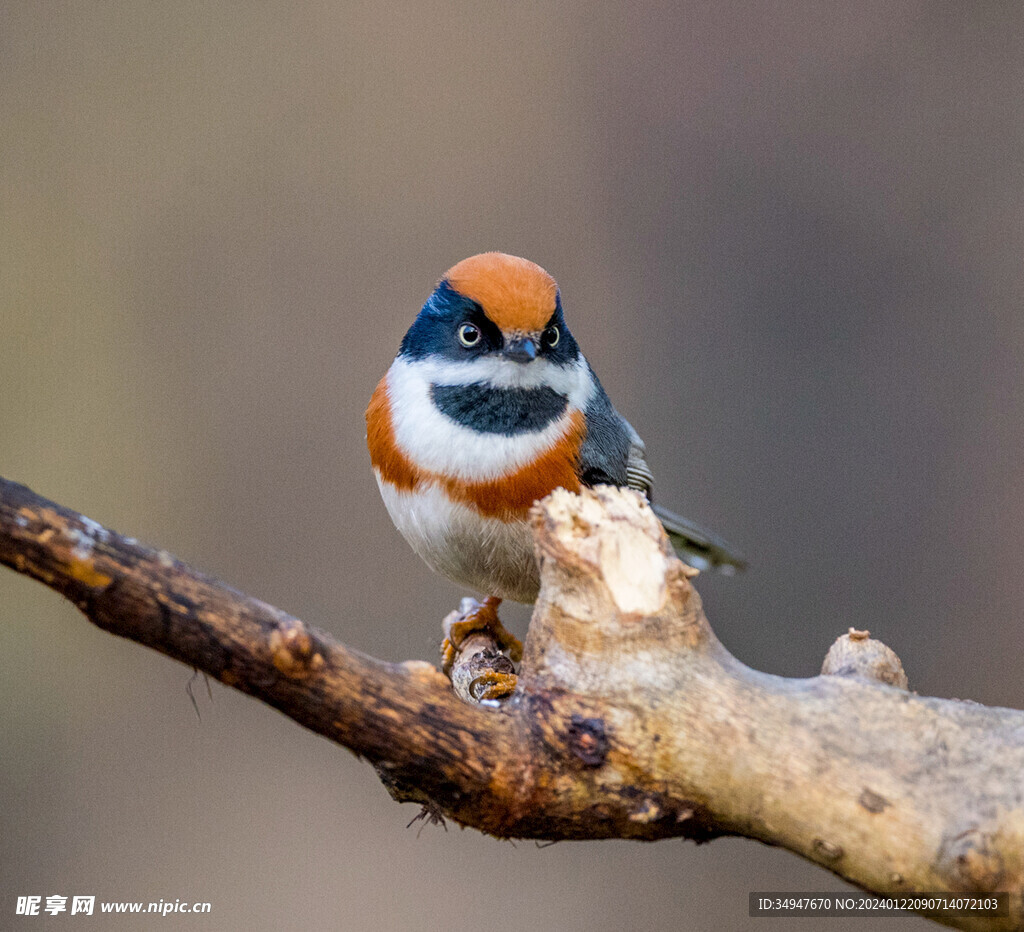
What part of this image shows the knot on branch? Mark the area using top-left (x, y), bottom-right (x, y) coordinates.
top-left (821, 628), bottom-right (909, 690)
top-left (812, 837), bottom-right (845, 864)
top-left (270, 620), bottom-right (325, 677)
top-left (566, 714), bottom-right (610, 767)
top-left (938, 828), bottom-right (1007, 893)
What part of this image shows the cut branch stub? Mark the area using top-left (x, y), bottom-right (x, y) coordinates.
top-left (522, 485), bottom-right (713, 697)
top-left (822, 627), bottom-right (910, 689)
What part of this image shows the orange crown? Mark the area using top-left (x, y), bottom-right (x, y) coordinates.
top-left (444, 253), bottom-right (558, 333)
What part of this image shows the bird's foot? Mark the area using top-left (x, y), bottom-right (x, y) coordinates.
top-left (442, 596), bottom-right (523, 668)
top-left (441, 597), bottom-right (522, 701)
top-left (465, 668), bottom-right (518, 703)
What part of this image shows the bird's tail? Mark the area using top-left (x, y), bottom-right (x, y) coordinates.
top-left (652, 503), bottom-right (747, 575)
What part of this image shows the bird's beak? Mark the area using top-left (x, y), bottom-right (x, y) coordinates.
top-left (504, 336), bottom-right (538, 364)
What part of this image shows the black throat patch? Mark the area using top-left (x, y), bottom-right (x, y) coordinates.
top-left (430, 383), bottom-right (568, 435)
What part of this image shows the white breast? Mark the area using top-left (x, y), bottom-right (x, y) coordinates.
top-left (376, 476), bottom-right (540, 603)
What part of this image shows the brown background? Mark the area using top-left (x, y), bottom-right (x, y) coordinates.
top-left (2, 3), bottom-right (1023, 930)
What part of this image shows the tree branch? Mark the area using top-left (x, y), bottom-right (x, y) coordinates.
top-left (0, 477), bottom-right (520, 830)
top-left (2, 476), bottom-right (1022, 930)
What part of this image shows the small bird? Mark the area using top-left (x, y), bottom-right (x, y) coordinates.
top-left (367, 253), bottom-right (744, 682)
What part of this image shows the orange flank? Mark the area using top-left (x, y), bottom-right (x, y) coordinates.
top-left (366, 378), bottom-right (584, 520)
top-left (444, 253), bottom-right (558, 334)
top-left (366, 375), bottom-right (424, 492)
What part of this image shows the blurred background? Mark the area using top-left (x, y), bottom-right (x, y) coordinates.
top-left (2, 2), bottom-right (1022, 929)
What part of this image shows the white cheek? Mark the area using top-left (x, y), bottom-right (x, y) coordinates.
top-left (385, 355), bottom-right (595, 481)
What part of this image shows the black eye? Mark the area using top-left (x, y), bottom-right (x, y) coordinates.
top-left (542, 325), bottom-right (560, 348)
top-left (458, 323), bottom-right (481, 348)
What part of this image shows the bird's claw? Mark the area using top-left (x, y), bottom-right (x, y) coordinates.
top-left (441, 596), bottom-right (523, 677)
top-left (467, 670), bottom-right (519, 702)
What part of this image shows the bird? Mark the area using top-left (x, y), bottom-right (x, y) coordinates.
top-left (366, 252), bottom-right (744, 691)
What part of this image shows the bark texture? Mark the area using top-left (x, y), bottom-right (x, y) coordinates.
top-left (1, 476), bottom-right (1022, 930)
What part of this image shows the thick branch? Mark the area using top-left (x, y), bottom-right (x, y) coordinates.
top-left (2, 476), bottom-right (1023, 930)
top-left (0, 478), bottom-right (523, 831)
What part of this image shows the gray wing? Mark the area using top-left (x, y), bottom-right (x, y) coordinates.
top-left (649, 501), bottom-right (747, 575)
top-left (578, 368), bottom-right (746, 575)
